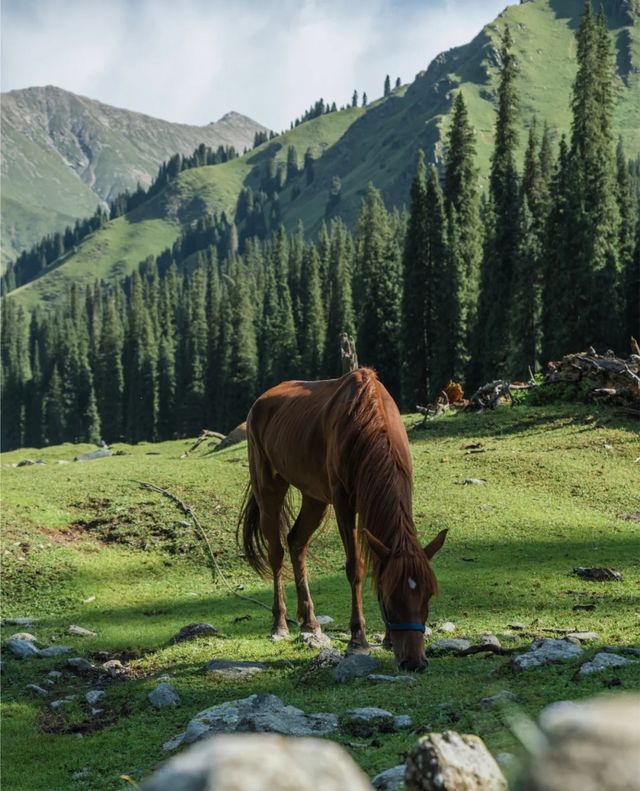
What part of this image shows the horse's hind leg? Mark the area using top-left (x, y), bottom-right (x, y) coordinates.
top-left (287, 495), bottom-right (328, 633)
top-left (257, 479), bottom-right (291, 639)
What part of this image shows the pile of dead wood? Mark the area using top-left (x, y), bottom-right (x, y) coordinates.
top-left (545, 341), bottom-right (640, 410)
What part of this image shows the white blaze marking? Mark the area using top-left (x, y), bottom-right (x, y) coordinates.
top-left (408, 577), bottom-right (417, 590)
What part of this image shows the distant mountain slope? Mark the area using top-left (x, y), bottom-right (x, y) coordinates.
top-left (0, 85), bottom-right (267, 263)
top-left (6, 0), bottom-right (640, 311)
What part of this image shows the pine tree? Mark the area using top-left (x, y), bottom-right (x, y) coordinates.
top-left (362, 92), bottom-right (368, 107)
top-left (225, 258), bottom-right (259, 427)
top-left (97, 295), bottom-right (124, 442)
top-left (286, 145), bottom-right (299, 183)
top-left (616, 139), bottom-right (639, 344)
top-left (324, 219), bottom-right (355, 375)
top-left (384, 75), bottom-right (391, 97)
top-left (395, 77), bottom-right (401, 89)
top-left (352, 90), bottom-right (358, 108)
top-left (300, 245), bottom-right (326, 377)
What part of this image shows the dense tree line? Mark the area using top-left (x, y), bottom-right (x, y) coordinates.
top-left (2, 4), bottom-right (638, 451)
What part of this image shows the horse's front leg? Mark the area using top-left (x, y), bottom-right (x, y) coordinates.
top-left (333, 487), bottom-right (369, 653)
top-left (287, 495), bottom-right (327, 633)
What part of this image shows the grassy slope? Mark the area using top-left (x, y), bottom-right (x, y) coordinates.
top-left (1, 401), bottom-right (639, 790)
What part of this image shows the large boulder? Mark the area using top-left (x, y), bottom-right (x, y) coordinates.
top-left (142, 733), bottom-right (373, 791)
top-left (405, 731), bottom-right (507, 791)
top-left (521, 694), bottom-right (640, 791)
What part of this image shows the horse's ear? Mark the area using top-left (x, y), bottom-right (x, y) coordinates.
top-left (424, 529), bottom-right (448, 560)
top-left (363, 529), bottom-right (391, 562)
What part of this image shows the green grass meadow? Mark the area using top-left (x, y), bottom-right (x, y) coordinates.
top-left (1, 401), bottom-right (639, 789)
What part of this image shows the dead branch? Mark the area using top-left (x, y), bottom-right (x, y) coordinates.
top-left (182, 430), bottom-right (226, 458)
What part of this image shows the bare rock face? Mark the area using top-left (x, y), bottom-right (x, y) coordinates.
top-left (521, 694), bottom-right (640, 791)
top-left (405, 731), bottom-right (507, 791)
top-left (142, 733), bottom-right (373, 791)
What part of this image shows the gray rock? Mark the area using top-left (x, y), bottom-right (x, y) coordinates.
top-left (508, 622), bottom-right (526, 631)
top-left (480, 634), bottom-right (502, 649)
top-left (91, 707), bottom-right (104, 716)
top-left (149, 682), bottom-right (181, 709)
top-left (578, 652), bottom-right (636, 675)
top-left (8, 632), bottom-right (38, 643)
top-left (300, 631), bottom-right (332, 650)
top-left (495, 752), bottom-right (518, 771)
top-left (17, 459), bottom-right (35, 467)
top-left (427, 638), bottom-right (471, 655)
top-left (72, 768), bottom-right (91, 781)
top-left (39, 646), bottom-right (74, 657)
top-left (332, 653), bottom-right (380, 682)
top-left (169, 694), bottom-right (338, 750)
top-left (368, 673), bottom-right (416, 684)
top-left (512, 639), bottom-right (583, 671)
top-left (463, 478), bottom-right (486, 485)
top-left (565, 631), bottom-right (598, 642)
top-left (68, 624), bottom-right (97, 637)
top-left (67, 657), bottom-right (92, 671)
top-left (47, 670), bottom-right (63, 680)
top-left (74, 448), bottom-right (112, 462)
top-left (6, 638), bottom-right (40, 659)
top-left (439, 621), bottom-right (457, 633)
top-left (102, 659), bottom-right (125, 676)
top-left (25, 684), bottom-right (49, 696)
top-left (394, 715), bottom-right (413, 730)
top-left (85, 690), bottom-right (105, 705)
top-left (316, 615), bottom-right (334, 626)
top-left (144, 732), bottom-right (372, 791)
top-left (50, 695), bottom-right (77, 709)
top-left (162, 733), bottom-right (186, 752)
top-left (206, 659), bottom-right (267, 681)
top-left (343, 707), bottom-right (395, 734)
top-left (372, 764), bottom-right (405, 790)
top-left (171, 623), bottom-right (219, 643)
top-left (524, 693), bottom-right (640, 791)
top-left (405, 730), bottom-right (507, 791)
top-left (2, 617), bottom-right (37, 627)
top-left (480, 690), bottom-right (518, 707)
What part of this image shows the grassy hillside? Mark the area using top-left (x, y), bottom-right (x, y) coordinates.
top-left (1, 401), bottom-right (639, 789)
top-left (6, 0), bottom-right (640, 310)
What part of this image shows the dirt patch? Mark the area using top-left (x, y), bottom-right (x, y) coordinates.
top-left (37, 701), bottom-right (131, 735)
top-left (620, 511), bottom-right (640, 523)
top-left (40, 523), bottom-right (100, 546)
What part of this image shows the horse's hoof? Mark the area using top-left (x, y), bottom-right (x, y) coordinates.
top-left (346, 641), bottom-right (371, 656)
top-left (270, 627), bottom-right (290, 642)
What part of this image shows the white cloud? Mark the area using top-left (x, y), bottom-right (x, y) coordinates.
top-left (1, 0), bottom-right (515, 129)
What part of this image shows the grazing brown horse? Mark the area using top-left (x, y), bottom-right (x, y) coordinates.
top-left (238, 367), bottom-right (447, 671)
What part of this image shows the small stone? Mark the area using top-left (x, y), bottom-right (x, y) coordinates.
top-left (91, 707), bottom-right (104, 715)
top-left (300, 631), bottom-right (332, 650)
top-left (149, 682), bottom-right (181, 709)
top-left (72, 769), bottom-right (90, 781)
top-left (68, 625), bottom-right (97, 637)
top-left (82, 595), bottom-right (96, 603)
top-left (423, 626), bottom-right (433, 639)
top-left (50, 695), bottom-right (77, 709)
top-left (439, 621), bottom-right (457, 633)
top-left (47, 670), bottom-right (63, 680)
top-left (512, 639), bottom-right (583, 671)
top-left (102, 659), bottom-right (125, 676)
top-left (342, 707), bottom-right (395, 735)
top-left (170, 623), bottom-right (218, 643)
top-left (480, 634), bottom-right (502, 649)
top-left (25, 684), bottom-right (49, 696)
top-left (463, 478), bottom-right (486, 485)
top-left (368, 674), bottom-right (416, 684)
top-left (508, 622), bottom-right (526, 631)
top-left (565, 631), bottom-right (599, 642)
top-left (86, 690), bottom-right (105, 705)
top-left (427, 638), bottom-right (471, 655)
top-left (2, 617), bottom-right (37, 627)
top-left (480, 690), bottom-right (518, 707)
top-left (394, 715), bottom-right (413, 730)
top-left (6, 639), bottom-right (40, 659)
top-left (17, 459), bottom-right (35, 467)
top-left (579, 652), bottom-right (635, 675)
top-left (39, 646), bottom-right (74, 657)
top-left (573, 566), bottom-right (623, 582)
top-left (316, 615), bottom-right (334, 626)
top-left (67, 657), bottom-right (92, 671)
top-left (163, 733), bottom-right (185, 752)
top-left (371, 764), bottom-right (405, 791)
top-left (8, 632), bottom-right (38, 643)
top-left (332, 653), bottom-right (380, 683)
top-left (205, 659), bottom-right (266, 680)
top-left (57, 460), bottom-right (70, 465)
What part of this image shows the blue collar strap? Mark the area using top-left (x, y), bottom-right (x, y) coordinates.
top-left (387, 622), bottom-right (426, 633)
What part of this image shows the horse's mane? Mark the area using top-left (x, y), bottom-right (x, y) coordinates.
top-left (336, 368), bottom-right (438, 602)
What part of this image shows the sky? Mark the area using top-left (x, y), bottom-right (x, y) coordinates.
top-left (1, 0), bottom-right (515, 131)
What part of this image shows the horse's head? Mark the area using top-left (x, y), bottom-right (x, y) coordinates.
top-left (365, 528), bottom-right (448, 672)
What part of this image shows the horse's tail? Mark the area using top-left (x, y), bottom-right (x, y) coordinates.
top-left (238, 484), bottom-right (270, 577)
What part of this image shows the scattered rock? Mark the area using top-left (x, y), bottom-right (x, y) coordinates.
top-left (508, 622), bottom-right (526, 631)
top-left (25, 684), bottom-right (49, 696)
top-left (463, 478), bottom-right (486, 485)
top-left (368, 673), bottom-right (416, 684)
top-left (68, 625), bottom-right (97, 637)
top-left (480, 690), bottom-right (518, 707)
top-left (332, 653), bottom-right (380, 683)
top-left (495, 752), bottom-right (518, 771)
top-left (2, 617), bottom-right (37, 627)
top-left (480, 634), bottom-right (502, 649)
top-left (82, 595), bottom-right (96, 603)
top-left (372, 764), bottom-right (405, 791)
top-left (170, 623), bottom-right (219, 643)
top-left (512, 639), bottom-right (583, 671)
top-left (74, 448), bottom-right (112, 462)
top-left (565, 631), bottom-right (598, 643)
top-left (39, 646), bottom-right (74, 657)
top-left (423, 626), bottom-right (433, 639)
top-left (573, 567), bottom-right (622, 582)
top-left (572, 603), bottom-right (596, 611)
top-left (439, 622), bottom-right (457, 633)
top-left (405, 730), bottom-right (507, 791)
top-left (578, 652), bottom-right (636, 675)
top-left (17, 459), bottom-right (35, 467)
top-left (149, 682), bottom-right (181, 709)
top-left (342, 707), bottom-right (395, 735)
top-left (57, 460), bottom-right (70, 465)
top-left (146, 732), bottom-right (372, 791)
top-left (300, 631), bottom-right (332, 650)
top-left (206, 659), bottom-right (267, 681)
top-left (299, 647), bottom-right (342, 683)
top-left (6, 638), bottom-right (40, 659)
top-left (524, 693), bottom-right (640, 791)
top-left (85, 690), bottom-right (105, 705)
top-left (102, 659), bottom-right (125, 677)
top-left (91, 707), bottom-right (104, 715)
top-left (162, 733), bottom-right (186, 752)
top-left (427, 638), bottom-right (471, 655)
top-left (47, 670), bottom-right (63, 680)
top-left (72, 768), bottom-right (91, 781)
top-left (316, 615), bottom-right (334, 626)
top-left (50, 695), bottom-right (77, 709)
top-left (167, 693), bottom-right (339, 750)
top-left (67, 657), bottom-right (92, 671)
top-left (394, 715), bottom-right (413, 730)
top-left (8, 632), bottom-right (38, 643)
